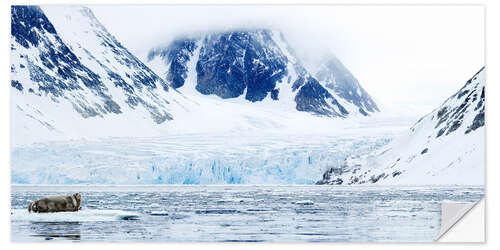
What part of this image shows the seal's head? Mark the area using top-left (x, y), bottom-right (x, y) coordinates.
top-left (73, 193), bottom-right (82, 209)
top-left (28, 200), bottom-right (38, 213)
top-left (73, 193), bottom-right (81, 200)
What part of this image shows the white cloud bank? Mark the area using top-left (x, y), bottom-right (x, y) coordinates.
top-left (90, 5), bottom-right (484, 115)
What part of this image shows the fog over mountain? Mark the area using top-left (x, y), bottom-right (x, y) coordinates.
top-left (10, 5), bottom-right (380, 145)
top-left (91, 5), bottom-right (484, 115)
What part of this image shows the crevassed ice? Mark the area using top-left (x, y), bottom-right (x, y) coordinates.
top-left (11, 134), bottom-right (391, 185)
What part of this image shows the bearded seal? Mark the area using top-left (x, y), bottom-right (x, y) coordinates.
top-left (28, 193), bottom-right (81, 213)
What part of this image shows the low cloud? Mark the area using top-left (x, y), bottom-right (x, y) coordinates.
top-left (90, 5), bottom-right (484, 113)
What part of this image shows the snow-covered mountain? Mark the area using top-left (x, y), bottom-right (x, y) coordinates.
top-left (147, 29), bottom-right (378, 118)
top-left (315, 56), bottom-right (379, 115)
top-left (10, 6), bottom-right (193, 144)
top-left (317, 67), bottom-right (485, 185)
top-left (11, 6), bottom-right (381, 146)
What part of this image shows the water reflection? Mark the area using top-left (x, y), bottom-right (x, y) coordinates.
top-left (30, 222), bottom-right (81, 241)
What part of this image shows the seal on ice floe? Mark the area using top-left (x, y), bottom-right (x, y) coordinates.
top-left (28, 193), bottom-right (81, 213)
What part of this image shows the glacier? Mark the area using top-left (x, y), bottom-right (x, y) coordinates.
top-left (11, 133), bottom-right (392, 185)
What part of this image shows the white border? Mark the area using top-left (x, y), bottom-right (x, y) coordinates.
top-left (2, 0), bottom-right (498, 249)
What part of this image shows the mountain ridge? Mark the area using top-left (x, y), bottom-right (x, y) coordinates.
top-left (147, 29), bottom-right (379, 118)
top-left (317, 67), bottom-right (485, 185)
top-left (11, 5), bottom-right (384, 146)
top-left (10, 5), bottom-right (195, 144)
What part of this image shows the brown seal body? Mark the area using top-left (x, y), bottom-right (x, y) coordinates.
top-left (28, 193), bottom-right (81, 213)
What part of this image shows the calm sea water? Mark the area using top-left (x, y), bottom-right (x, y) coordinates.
top-left (10, 185), bottom-right (484, 242)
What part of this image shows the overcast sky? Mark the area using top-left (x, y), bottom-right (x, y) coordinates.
top-left (90, 5), bottom-right (484, 114)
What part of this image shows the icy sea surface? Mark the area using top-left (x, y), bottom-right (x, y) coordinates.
top-left (11, 185), bottom-right (483, 242)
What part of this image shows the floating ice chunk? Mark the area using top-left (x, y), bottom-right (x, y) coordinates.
top-left (216, 199), bottom-right (245, 203)
top-left (150, 211), bottom-right (169, 216)
top-left (293, 200), bottom-right (314, 205)
top-left (10, 209), bottom-right (140, 222)
top-left (195, 209), bottom-right (240, 214)
top-left (245, 208), bottom-right (276, 214)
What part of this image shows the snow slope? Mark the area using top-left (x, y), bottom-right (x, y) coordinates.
top-left (317, 67), bottom-right (486, 185)
top-left (11, 6), bottom-right (385, 147)
top-left (315, 55), bottom-right (379, 115)
top-left (10, 6), bottom-right (194, 145)
top-left (11, 209), bottom-right (139, 222)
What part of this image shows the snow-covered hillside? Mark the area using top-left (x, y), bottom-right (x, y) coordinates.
top-left (11, 6), bottom-right (384, 146)
top-left (317, 67), bottom-right (485, 185)
top-left (10, 6), bottom-right (194, 145)
top-left (315, 56), bottom-right (379, 115)
top-left (147, 29), bottom-right (378, 118)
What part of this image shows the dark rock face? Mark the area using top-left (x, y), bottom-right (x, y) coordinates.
top-left (11, 6), bottom-right (56, 48)
top-left (392, 170), bottom-right (402, 177)
top-left (148, 38), bottom-right (197, 88)
top-left (11, 6), bottom-right (174, 123)
top-left (12, 6), bottom-right (99, 94)
top-left (292, 76), bottom-right (306, 91)
top-left (315, 57), bottom-right (379, 115)
top-left (270, 88), bottom-right (279, 100)
top-left (196, 30), bottom-right (288, 102)
top-left (465, 84), bottom-right (485, 134)
top-left (466, 105), bottom-right (485, 134)
top-left (76, 7), bottom-right (172, 123)
top-left (11, 5), bottom-right (121, 117)
top-left (370, 173), bottom-right (386, 183)
top-left (315, 167), bottom-right (344, 185)
top-left (11, 80), bottom-right (23, 91)
top-left (433, 67), bottom-right (485, 138)
top-left (76, 6), bottom-right (168, 93)
top-left (295, 77), bottom-right (348, 117)
top-left (148, 29), bottom-right (377, 118)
